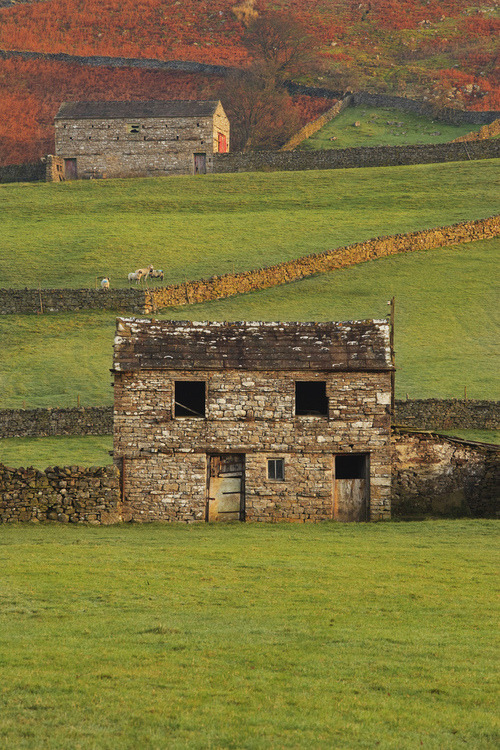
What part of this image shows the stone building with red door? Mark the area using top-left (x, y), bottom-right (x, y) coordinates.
top-left (112, 319), bottom-right (393, 523)
top-left (55, 100), bottom-right (229, 179)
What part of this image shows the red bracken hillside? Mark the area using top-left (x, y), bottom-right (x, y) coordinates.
top-left (0, 0), bottom-right (498, 165)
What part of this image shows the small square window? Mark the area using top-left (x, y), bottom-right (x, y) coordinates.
top-left (295, 381), bottom-right (328, 417)
top-left (174, 381), bottom-right (206, 418)
top-left (268, 458), bottom-right (284, 481)
top-left (127, 123), bottom-right (140, 134)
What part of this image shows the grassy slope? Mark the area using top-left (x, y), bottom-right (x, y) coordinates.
top-left (0, 522), bottom-right (498, 749)
top-left (299, 105), bottom-right (482, 150)
top-left (0, 236), bottom-right (498, 410)
top-left (1, 159), bottom-right (499, 289)
top-left (0, 436), bottom-right (114, 469)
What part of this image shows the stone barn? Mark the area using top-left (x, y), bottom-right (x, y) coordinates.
top-left (54, 100), bottom-right (229, 179)
top-left (112, 319), bottom-right (394, 523)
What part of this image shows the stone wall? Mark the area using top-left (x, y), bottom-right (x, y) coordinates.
top-left (213, 138), bottom-right (500, 174)
top-left (0, 406), bottom-right (113, 439)
top-left (0, 287), bottom-right (146, 315)
top-left (0, 155), bottom-right (65, 184)
top-left (280, 96), bottom-right (351, 151)
top-left (113, 366), bottom-right (393, 522)
top-left (0, 463), bottom-right (121, 524)
top-left (452, 118), bottom-right (500, 143)
top-left (2, 216), bottom-right (498, 316)
top-left (350, 91), bottom-right (500, 125)
top-left (392, 432), bottom-right (499, 518)
top-left (394, 399), bottom-right (500, 431)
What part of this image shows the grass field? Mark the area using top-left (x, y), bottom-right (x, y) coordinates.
top-left (0, 521), bottom-right (498, 749)
top-left (298, 105), bottom-right (482, 150)
top-left (2, 236), bottom-right (497, 409)
top-left (2, 159), bottom-right (499, 289)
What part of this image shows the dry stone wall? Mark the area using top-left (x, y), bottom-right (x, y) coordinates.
top-left (452, 118), bottom-right (500, 143)
top-left (280, 96), bottom-right (351, 151)
top-left (213, 138), bottom-right (500, 173)
top-left (0, 155), bottom-right (64, 184)
top-left (0, 463), bottom-right (121, 524)
top-left (392, 432), bottom-right (499, 518)
top-left (395, 399), bottom-right (500, 431)
top-left (0, 407), bottom-right (113, 438)
top-left (0, 287), bottom-right (145, 315)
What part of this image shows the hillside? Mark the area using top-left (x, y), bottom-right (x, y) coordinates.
top-left (0, 0), bottom-right (498, 165)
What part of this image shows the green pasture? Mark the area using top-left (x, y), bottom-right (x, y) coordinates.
top-left (1, 159), bottom-right (499, 289)
top-left (0, 236), bottom-right (498, 408)
top-left (298, 105), bottom-right (482, 150)
top-left (0, 521), bottom-right (498, 749)
top-left (0, 436), bottom-right (113, 469)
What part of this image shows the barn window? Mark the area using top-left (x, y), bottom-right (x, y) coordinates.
top-left (268, 459), bottom-right (284, 481)
top-left (335, 454), bottom-right (367, 479)
top-left (127, 123), bottom-right (141, 134)
top-left (174, 381), bottom-right (206, 418)
top-left (295, 381), bottom-right (328, 417)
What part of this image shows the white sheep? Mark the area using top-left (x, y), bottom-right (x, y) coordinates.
top-left (128, 271), bottom-right (143, 284)
top-left (101, 277), bottom-right (110, 289)
top-left (149, 269), bottom-right (164, 281)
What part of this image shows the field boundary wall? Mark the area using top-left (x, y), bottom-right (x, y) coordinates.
top-left (452, 118), bottom-right (500, 143)
top-left (280, 96), bottom-right (352, 151)
top-left (213, 138), bottom-right (500, 173)
top-left (1, 215), bottom-right (498, 315)
top-left (0, 401), bottom-right (498, 440)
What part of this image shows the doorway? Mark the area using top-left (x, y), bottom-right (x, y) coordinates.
top-left (334, 453), bottom-right (369, 522)
top-left (194, 153), bottom-right (207, 174)
top-left (207, 454), bottom-right (245, 522)
top-left (64, 158), bottom-right (77, 180)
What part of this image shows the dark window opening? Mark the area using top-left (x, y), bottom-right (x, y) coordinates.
top-left (335, 454), bottom-right (366, 479)
top-left (176, 135), bottom-right (179, 140)
top-left (295, 381), bottom-right (328, 416)
top-left (268, 459), bottom-right (284, 481)
top-left (174, 381), bottom-right (206, 418)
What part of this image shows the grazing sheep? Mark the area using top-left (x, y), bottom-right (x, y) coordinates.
top-left (101, 277), bottom-right (110, 289)
top-left (149, 269), bottom-right (164, 281)
top-left (128, 270), bottom-right (143, 284)
top-left (135, 265), bottom-right (154, 281)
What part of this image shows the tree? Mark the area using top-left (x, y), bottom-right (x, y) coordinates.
top-left (242, 12), bottom-right (318, 85)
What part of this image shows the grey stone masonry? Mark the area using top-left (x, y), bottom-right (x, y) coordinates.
top-left (113, 320), bottom-right (393, 523)
top-left (55, 100), bottom-right (230, 178)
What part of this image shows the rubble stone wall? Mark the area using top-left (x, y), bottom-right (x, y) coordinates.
top-left (280, 96), bottom-right (351, 151)
top-left (392, 432), bottom-right (499, 518)
top-left (213, 138), bottom-right (500, 174)
top-left (395, 399), bottom-right (500, 430)
top-left (0, 463), bottom-right (121, 524)
top-left (113, 368), bottom-right (393, 522)
top-left (0, 407), bottom-right (113, 438)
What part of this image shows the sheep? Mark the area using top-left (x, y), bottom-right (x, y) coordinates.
top-left (101, 277), bottom-right (110, 289)
top-left (149, 269), bottom-right (164, 281)
top-left (135, 265), bottom-right (154, 281)
top-left (128, 271), bottom-right (143, 284)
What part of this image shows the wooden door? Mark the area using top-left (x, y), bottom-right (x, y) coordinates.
top-left (207, 454), bottom-right (244, 522)
top-left (194, 153), bottom-right (207, 174)
top-left (64, 158), bottom-right (77, 180)
top-left (334, 454), bottom-right (368, 522)
top-left (217, 133), bottom-right (227, 153)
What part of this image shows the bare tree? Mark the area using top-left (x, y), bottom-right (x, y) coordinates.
top-left (242, 12), bottom-right (318, 85)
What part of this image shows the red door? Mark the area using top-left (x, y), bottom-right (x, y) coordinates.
top-left (217, 133), bottom-right (227, 153)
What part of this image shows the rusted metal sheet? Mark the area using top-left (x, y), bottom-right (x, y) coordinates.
top-left (208, 454), bottom-right (244, 522)
top-left (334, 479), bottom-right (366, 522)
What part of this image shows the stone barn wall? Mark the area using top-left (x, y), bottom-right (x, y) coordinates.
top-left (392, 432), bottom-right (499, 518)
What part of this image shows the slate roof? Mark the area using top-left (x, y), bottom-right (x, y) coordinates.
top-left (55, 100), bottom-right (221, 120)
top-left (113, 320), bottom-right (393, 372)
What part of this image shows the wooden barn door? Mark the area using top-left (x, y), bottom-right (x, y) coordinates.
top-left (334, 454), bottom-right (369, 522)
top-left (207, 454), bottom-right (245, 522)
top-left (194, 153), bottom-right (207, 174)
top-left (64, 158), bottom-right (77, 180)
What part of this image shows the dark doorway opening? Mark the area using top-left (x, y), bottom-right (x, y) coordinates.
top-left (334, 453), bottom-right (369, 522)
top-left (174, 381), bottom-right (206, 418)
top-left (295, 381), bottom-right (328, 416)
top-left (335, 454), bottom-right (366, 479)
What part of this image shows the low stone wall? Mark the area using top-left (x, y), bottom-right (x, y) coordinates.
top-left (0, 406), bottom-right (113, 438)
top-left (145, 215), bottom-right (499, 312)
top-left (0, 463), bottom-right (121, 524)
top-left (214, 138), bottom-right (500, 173)
top-left (0, 154), bottom-right (65, 184)
top-left (280, 96), bottom-right (351, 151)
top-left (452, 118), bottom-right (500, 143)
top-left (392, 432), bottom-right (499, 518)
top-left (2, 216), bottom-right (498, 316)
top-left (0, 287), bottom-right (145, 315)
top-left (395, 399), bottom-right (500, 431)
